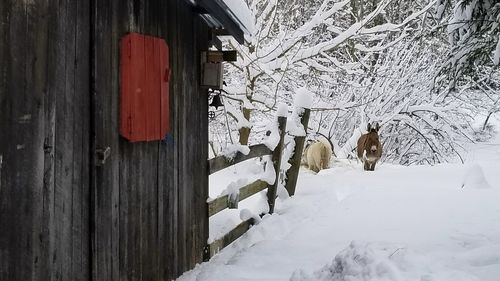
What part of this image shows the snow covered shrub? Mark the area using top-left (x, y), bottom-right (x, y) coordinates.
top-left (210, 0), bottom-right (438, 147)
top-left (210, 0), bottom-right (497, 165)
top-left (290, 242), bottom-right (403, 281)
top-left (439, 0), bottom-right (500, 83)
top-left (310, 35), bottom-right (475, 165)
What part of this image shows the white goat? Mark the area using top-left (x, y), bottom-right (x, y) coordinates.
top-left (302, 139), bottom-right (333, 173)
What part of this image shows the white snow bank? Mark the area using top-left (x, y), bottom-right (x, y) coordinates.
top-left (287, 110), bottom-right (306, 137)
top-left (290, 241), bottom-right (485, 281)
top-left (240, 209), bottom-right (262, 225)
top-left (294, 87), bottom-right (313, 109)
top-left (222, 143), bottom-right (250, 159)
top-left (264, 104), bottom-right (288, 150)
top-left (277, 103), bottom-right (289, 117)
top-left (290, 242), bottom-right (403, 281)
top-left (264, 119), bottom-right (281, 150)
top-left (222, 179), bottom-right (247, 201)
top-left (461, 164), bottom-right (492, 189)
top-left (261, 158), bottom-right (276, 185)
top-left (184, 120), bottom-right (500, 281)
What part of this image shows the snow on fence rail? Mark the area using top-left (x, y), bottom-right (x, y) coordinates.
top-left (204, 109), bottom-right (311, 261)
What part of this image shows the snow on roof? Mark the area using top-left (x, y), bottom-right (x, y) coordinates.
top-left (189, 0), bottom-right (254, 44)
top-left (220, 0), bottom-right (255, 36)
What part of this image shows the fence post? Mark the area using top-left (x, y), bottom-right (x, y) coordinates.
top-left (267, 116), bottom-right (287, 214)
top-left (285, 108), bottom-right (310, 196)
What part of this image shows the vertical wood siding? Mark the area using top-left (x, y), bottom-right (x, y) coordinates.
top-left (0, 0), bottom-right (91, 280)
top-left (0, 0), bottom-right (210, 280)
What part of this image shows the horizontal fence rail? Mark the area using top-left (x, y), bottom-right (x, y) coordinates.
top-left (205, 113), bottom-right (310, 261)
top-left (205, 218), bottom-right (255, 259)
top-left (208, 143), bottom-right (272, 174)
top-left (208, 180), bottom-right (268, 217)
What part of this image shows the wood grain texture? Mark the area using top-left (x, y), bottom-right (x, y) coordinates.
top-left (208, 180), bottom-right (268, 217)
top-left (0, 1), bottom-right (91, 280)
top-left (208, 143), bottom-right (272, 174)
top-left (1, 1), bottom-right (212, 280)
top-left (92, 0), bottom-right (210, 280)
top-left (267, 116), bottom-right (287, 214)
top-left (208, 218), bottom-right (255, 258)
top-left (285, 109), bottom-right (311, 196)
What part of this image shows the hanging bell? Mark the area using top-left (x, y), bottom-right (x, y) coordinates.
top-left (209, 94), bottom-right (224, 109)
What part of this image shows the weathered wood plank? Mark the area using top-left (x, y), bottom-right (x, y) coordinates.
top-left (267, 116), bottom-right (287, 214)
top-left (117, 3), bottom-right (133, 281)
top-left (92, 0), bottom-right (116, 279)
top-left (1, 0), bottom-right (217, 280)
top-left (56, 0), bottom-right (77, 278)
top-left (158, 0), bottom-right (179, 279)
top-left (285, 108), bottom-right (311, 196)
top-left (109, 2), bottom-right (121, 281)
top-left (72, 0), bottom-right (91, 280)
top-left (177, 0), bottom-right (193, 271)
top-left (192, 11), bottom-right (210, 269)
top-left (39, 1), bottom-right (58, 280)
top-left (209, 143), bottom-right (272, 174)
top-left (1, 1), bottom-right (91, 281)
top-left (0, 2), bottom-right (40, 279)
top-left (208, 218), bottom-right (255, 258)
top-left (172, 0), bottom-right (187, 273)
top-left (208, 180), bottom-right (268, 217)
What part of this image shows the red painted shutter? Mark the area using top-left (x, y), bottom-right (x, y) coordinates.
top-left (120, 32), bottom-right (170, 142)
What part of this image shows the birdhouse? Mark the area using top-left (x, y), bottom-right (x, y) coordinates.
top-left (201, 62), bottom-right (224, 89)
top-left (200, 50), bottom-right (237, 89)
top-left (120, 32), bottom-right (170, 142)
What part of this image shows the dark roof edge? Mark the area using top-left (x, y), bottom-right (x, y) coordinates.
top-left (184, 0), bottom-right (246, 44)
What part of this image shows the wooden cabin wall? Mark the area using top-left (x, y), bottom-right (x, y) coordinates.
top-left (0, 0), bottom-right (210, 280)
top-left (91, 0), bottom-right (209, 280)
top-left (0, 0), bottom-right (91, 280)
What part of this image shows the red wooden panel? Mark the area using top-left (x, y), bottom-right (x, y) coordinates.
top-left (144, 36), bottom-right (154, 140)
top-left (159, 39), bottom-right (170, 138)
top-left (120, 32), bottom-right (169, 142)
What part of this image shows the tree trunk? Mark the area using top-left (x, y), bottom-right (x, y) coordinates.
top-left (483, 111), bottom-right (493, 130)
top-left (238, 107), bottom-right (251, 145)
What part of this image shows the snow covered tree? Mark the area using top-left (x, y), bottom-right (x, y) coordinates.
top-left (209, 0), bottom-right (497, 165)
top-left (307, 33), bottom-right (475, 165)
top-left (436, 0), bottom-right (500, 87)
top-left (217, 0), bottom-right (438, 146)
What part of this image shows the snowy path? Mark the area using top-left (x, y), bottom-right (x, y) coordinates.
top-left (178, 138), bottom-right (500, 281)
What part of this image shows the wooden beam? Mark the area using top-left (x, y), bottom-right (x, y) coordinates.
top-left (212, 28), bottom-right (232, 36)
top-left (207, 218), bottom-right (255, 258)
top-left (192, 6), bottom-right (208, 14)
top-left (205, 50), bottom-right (238, 62)
top-left (285, 109), bottom-right (311, 196)
top-left (267, 116), bottom-right (287, 214)
top-left (208, 180), bottom-right (268, 217)
top-left (208, 143), bottom-right (272, 175)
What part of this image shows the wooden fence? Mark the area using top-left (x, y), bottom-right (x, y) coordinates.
top-left (204, 109), bottom-right (311, 260)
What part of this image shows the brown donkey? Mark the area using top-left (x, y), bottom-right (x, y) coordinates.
top-left (357, 122), bottom-right (382, 171)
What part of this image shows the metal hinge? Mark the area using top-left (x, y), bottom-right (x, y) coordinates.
top-left (95, 147), bottom-right (111, 166)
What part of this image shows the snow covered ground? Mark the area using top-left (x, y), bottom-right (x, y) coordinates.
top-left (178, 122), bottom-right (500, 281)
